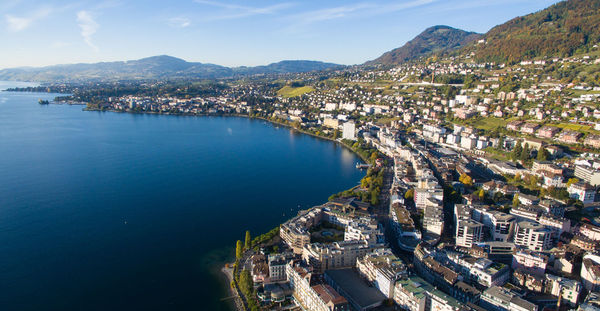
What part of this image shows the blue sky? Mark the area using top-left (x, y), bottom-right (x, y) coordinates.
top-left (0, 0), bottom-right (562, 69)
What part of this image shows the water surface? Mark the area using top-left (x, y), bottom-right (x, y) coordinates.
top-left (0, 84), bottom-right (363, 310)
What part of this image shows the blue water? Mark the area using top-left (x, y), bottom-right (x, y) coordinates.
top-left (0, 84), bottom-right (363, 310)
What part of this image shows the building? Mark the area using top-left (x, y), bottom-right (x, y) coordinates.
top-left (544, 274), bottom-right (581, 305)
top-left (356, 248), bottom-right (406, 298)
top-left (520, 123), bottom-right (540, 135)
top-left (536, 126), bottom-right (561, 139)
top-left (568, 181), bottom-right (596, 204)
top-left (581, 253), bottom-right (600, 291)
top-left (286, 262), bottom-right (350, 311)
top-left (480, 286), bottom-right (538, 311)
top-left (394, 276), bottom-right (463, 311)
top-left (580, 223), bottom-right (600, 241)
top-left (585, 134), bottom-right (600, 149)
top-left (456, 220), bottom-right (484, 247)
top-left (342, 122), bottom-right (356, 140)
top-left (517, 193), bottom-right (540, 206)
top-left (268, 253), bottom-right (293, 282)
top-left (575, 165), bottom-right (600, 187)
top-left (558, 130), bottom-right (583, 144)
top-left (344, 219), bottom-right (384, 246)
top-left (323, 118), bottom-right (340, 129)
top-left (470, 258), bottom-right (510, 287)
top-left (325, 269), bottom-right (386, 311)
top-left (512, 250), bottom-right (548, 275)
top-left (302, 240), bottom-right (376, 273)
top-left (280, 208), bottom-right (322, 254)
top-left (424, 205), bottom-right (444, 237)
top-left (514, 221), bottom-right (552, 251)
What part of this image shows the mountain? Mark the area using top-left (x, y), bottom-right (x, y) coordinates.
top-left (367, 25), bottom-right (482, 66)
top-left (0, 56), bottom-right (342, 82)
top-left (469, 0), bottom-right (600, 62)
top-left (234, 60), bottom-right (341, 75)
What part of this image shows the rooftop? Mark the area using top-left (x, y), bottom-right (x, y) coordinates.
top-left (325, 268), bottom-right (386, 309)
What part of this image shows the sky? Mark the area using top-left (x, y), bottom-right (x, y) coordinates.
top-left (0, 0), bottom-right (563, 69)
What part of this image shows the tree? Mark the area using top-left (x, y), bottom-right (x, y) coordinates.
top-left (537, 147), bottom-right (550, 161)
top-left (370, 151), bottom-right (379, 164)
top-left (236, 240), bottom-right (243, 260)
top-left (459, 174), bottom-right (473, 187)
top-left (239, 269), bottom-right (253, 296)
top-left (512, 142), bottom-right (522, 161)
top-left (513, 194), bottom-right (520, 207)
top-left (405, 189), bottom-right (415, 201)
top-left (478, 189), bottom-right (485, 201)
top-left (520, 143), bottom-right (530, 162)
top-left (244, 231), bottom-right (251, 250)
top-left (567, 178), bottom-right (579, 187)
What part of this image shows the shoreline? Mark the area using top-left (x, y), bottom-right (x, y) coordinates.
top-left (221, 265), bottom-right (245, 311)
top-left (81, 106), bottom-right (368, 311)
top-left (83, 107), bottom-right (370, 164)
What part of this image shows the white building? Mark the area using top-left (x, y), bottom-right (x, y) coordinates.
top-left (342, 121), bottom-right (356, 140)
top-left (568, 182), bottom-right (596, 204)
top-left (582, 253), bottom-right (600, 291)
top-left (514, 221), bottom-right (552, 251)
top-left (512, 250), bottom-right (548, 275)
top-left (456, 220), bottom-right (484, 247)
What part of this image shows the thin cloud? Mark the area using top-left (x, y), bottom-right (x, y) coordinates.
top-left (77, 10), bottom-right (99, 52)
top-left (4, 7), bottom-right (53, 32)
top-left (194, 0), bottom-right (294, 21)
top-left (167, 17), bottom-right (191, 28)
top-left (283, 0), bottom-right (436, 33)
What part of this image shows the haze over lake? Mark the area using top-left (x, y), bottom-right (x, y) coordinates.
top-left (0, 83), bottom-right (363, 311)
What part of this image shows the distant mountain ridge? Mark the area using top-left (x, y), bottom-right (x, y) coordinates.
top-left (367, 25), bottom-right (482, 66)
top-left (0, 55), bottom-right (342, 82)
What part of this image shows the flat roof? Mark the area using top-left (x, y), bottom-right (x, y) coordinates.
top-left (325, 268), bottom-right (386, 309)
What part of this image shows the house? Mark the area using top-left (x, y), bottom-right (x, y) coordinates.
top-left (558, 130), bottom-right (583, 144)
top-left (585, 134), bottom-right (600, 148)
top-left (536, 126), bottom-right (560, 139)
top-left (520, 123), bottom-right (540, 135)
top-left (507, 121), bottom-right (524, 132)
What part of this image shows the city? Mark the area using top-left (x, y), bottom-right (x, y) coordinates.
top-left (1, 0), bottom-right (599, 310)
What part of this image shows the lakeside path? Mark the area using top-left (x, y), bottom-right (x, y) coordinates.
top-left (221, 266), bottom-right (245, 311)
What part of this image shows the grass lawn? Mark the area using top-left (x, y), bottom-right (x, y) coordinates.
top-left (470, 117), bottom-right (508, 131)
top-left (555, 122), bottom-right (598, 134)
top-left (277, 85), bottom-right (315, 98)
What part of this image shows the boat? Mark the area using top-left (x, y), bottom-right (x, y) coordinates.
top-left (38, 99), bottom-right (50, 105)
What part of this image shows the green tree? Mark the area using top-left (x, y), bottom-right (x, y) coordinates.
top-left (537, 147), bottom-right (549, 161)
top-left (239, 269), bottom-right (254, 297)
top-left (513, 194), bottom-right (520, 207)
top-left (236, 240), bottom-right (243, 260)
top-left (520, 143), bottom-right (530, 162)
top-left (244, 231), bottom-right (251, 250)
top-left (512, 142), bottom-right (522, 161)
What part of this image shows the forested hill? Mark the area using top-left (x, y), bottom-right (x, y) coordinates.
top-left (469, 0), bottom-right (600, 63)
top-left (367, 25), bottom-right (482, 66)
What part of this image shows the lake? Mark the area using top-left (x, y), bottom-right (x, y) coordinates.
top-left (0, 83), bottom-right (363, 310)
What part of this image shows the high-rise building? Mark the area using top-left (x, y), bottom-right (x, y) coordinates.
top-left (342, 122), bottom-right (356, 140)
